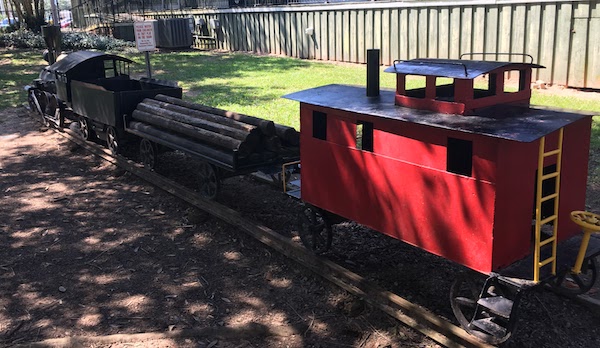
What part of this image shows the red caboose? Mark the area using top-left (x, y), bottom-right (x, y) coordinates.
top-left (285, 59), bottom-right (591, 275)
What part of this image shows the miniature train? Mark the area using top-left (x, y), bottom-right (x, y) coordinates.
top-left (27, 50), bottom-right (600, 344)
top-left (26, 51), bottom-right (300, 199)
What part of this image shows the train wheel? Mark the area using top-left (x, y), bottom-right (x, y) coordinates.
top-left (552, 258), bottom-right (598, 295)
top-left (298, 205), bottom-right (333, 254)
top-left (197, 161), bottom-right (219, 200)
top-left (29, 89), bottom-right (49, 126)
top-left (450, 273), bottom-right (513, 345)
top-left (27, 89), bottom-right (40, 115)
top-left (139, 139), bottom-right (157, 170)
top-left (78, 117), bottom-right (94, 140)
top-left (106, 126), bottom-right (119, 156)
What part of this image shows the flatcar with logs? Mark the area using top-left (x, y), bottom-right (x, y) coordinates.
top-left (285, 51), bottom-right (600, 344)
top-left (26, 51), bottom-right (300, 199)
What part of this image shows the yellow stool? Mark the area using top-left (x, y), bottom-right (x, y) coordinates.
top-left (570, 211), bottom-right (600, 274)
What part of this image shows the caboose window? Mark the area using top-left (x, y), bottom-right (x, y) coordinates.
top-left (313, 111), bottom-right (327, 140)
top-left (447, 138), bottom-right (473, 177)
top-left (356, 121), bottom-right (373, 152)
top-left (473, 73), bottom-right (498, 99)
top-left (503, 70), bottom-right (526, 93)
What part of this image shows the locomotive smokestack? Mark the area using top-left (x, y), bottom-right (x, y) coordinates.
top-left (366, 49), bottom-right (380, 97)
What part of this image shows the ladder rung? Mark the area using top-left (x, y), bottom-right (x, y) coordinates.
top-left (539, 237), bottom-right (556, 247)
top-left (540, 193), bottom-right (559, 203)
top-left (541, 172), bottom-right (559, 180)
top-left (540, 215), bottom-right (557, 225)
top-left (539, 257), bottom-right (555, 267)
top-left (543, 149), bottom-right (561, 157)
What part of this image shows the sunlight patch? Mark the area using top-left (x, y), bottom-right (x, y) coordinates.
top-left (223, 250), bottom-right (242, 261)
top-left (268, 277), bottom-right (292, 288)
top-left (77, 313), bottom-right (103, 327)
top-left (78, 273), bottom-right (126, 285)
top-left (115, 294), bottom-right (152, 313)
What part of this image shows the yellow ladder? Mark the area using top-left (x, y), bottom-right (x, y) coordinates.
top-left (533, 128), bottom-right (564, 282)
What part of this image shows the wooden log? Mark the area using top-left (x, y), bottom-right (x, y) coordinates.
top-left (143, 98), bottom-right (257, 133)
top-left (274, 124), bottom-right (300, 146)
top-left (137, 102), bottom-right (258, 146)
top-left (261, 136), bottom-right (282, 152)
top-left (132, 110), bottom-right (251, 156)
top-left (129, 121), bottom-right (236, 167)
top-left (155, 94), bottom-right (276, 136)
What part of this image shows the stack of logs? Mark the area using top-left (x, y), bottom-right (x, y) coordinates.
top-left (129, 94), bottom-right (299, 168)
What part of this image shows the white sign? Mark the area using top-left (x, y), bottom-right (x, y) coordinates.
top-left (134, 21), bottom-right (156, 52)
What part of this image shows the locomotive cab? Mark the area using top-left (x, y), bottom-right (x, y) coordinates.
top-left (27, 51), bottom-right (182, 154)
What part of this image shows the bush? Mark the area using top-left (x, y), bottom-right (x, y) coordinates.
top-left (61, 32), bottom-right (134, 51)
top-left (0, 30), bottom-right (45, 48)
top-left (0, 30), bottom-right (134, 51)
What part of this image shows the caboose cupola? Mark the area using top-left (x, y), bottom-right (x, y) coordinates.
top-left (384, 59), bottom-right (543, 115)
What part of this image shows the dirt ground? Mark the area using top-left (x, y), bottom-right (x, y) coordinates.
top-left (0, 108), bottom-right (439, 347)
top-left (2, 105), bottom-right (600, 348)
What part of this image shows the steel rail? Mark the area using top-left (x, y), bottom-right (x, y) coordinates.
top-left (40, 115), bottom-right (494, 348)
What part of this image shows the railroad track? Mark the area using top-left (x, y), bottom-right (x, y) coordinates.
top-left (36, 113), bottom-right (493, 348)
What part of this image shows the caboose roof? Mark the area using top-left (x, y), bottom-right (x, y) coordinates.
top-left (46, 50), bottom-right (134, 75)
top-left (284, 84), bottom-right (590, 142)
top-left (383, 59), bottom-right (544, 79)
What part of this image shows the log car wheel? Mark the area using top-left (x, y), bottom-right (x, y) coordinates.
top-left (197, 161), bottom-right (220, 200)
top-left (298, 205), bottom-right (333, 254)
top-left (139, 138), bottom-right (157, 170)
top-left (450, 273), bottom-right (513, 345)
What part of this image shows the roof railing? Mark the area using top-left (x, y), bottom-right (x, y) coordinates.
top-left (460, 52), bottom-right (534, 64)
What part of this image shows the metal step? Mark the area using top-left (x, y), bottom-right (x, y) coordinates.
top-left (470, 317), bottom-right (507, 338)
top-left (477, 296), bottom-right (514, 319)
top-left (497, 275), bottom-right (539, 289)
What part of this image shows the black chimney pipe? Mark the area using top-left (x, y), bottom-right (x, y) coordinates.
top-left (366, 49), bottom-right (380, 97)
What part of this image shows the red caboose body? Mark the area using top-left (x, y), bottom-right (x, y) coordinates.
top-left (286, 59), bottom-right (592, 275)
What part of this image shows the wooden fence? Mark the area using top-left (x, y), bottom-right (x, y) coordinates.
top-left (149, 0), bottom-right (600, 89)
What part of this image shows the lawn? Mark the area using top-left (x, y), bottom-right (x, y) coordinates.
top-left (2, 49), bottom-right (599, 131)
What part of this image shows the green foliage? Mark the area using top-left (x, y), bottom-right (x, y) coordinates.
top-left (0, 30), bottom-right (134, 51)
top-left (0, 30), bottom-right (46, 48)
top-left (60, 32), bottom-right (134, 51)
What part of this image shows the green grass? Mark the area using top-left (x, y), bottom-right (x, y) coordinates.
top-left (3, 49), bottom-right (600, 131)
top-left (0, 49), bottom-right (47, 109)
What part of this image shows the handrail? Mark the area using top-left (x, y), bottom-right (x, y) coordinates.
top-left (392, 59), bottom-right (468, 77)
top-left (460, 52), bottom-right (535, 64)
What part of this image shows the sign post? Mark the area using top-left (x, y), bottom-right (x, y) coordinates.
top-left (134, 21), bottom-right (157, 79)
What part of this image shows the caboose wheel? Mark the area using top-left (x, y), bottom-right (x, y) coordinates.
top-left (298, 206), bottom-right (333, 254)
top-left (197, 161), bottom-right (220, 200)
top-left (106, 126), bottom-right (119, 155)
top-left (450, 273), bottom-right (513, 345)
top-left (552, 257), bottom-right (598, 295)
top-left (139, 139), bottom-right (157, 170)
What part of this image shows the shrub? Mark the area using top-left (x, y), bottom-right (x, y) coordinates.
top-left (61, 32), bottom-right (134, 51)
top-left (0, 30), bottom-right (134, 51)
top-left (0, 30), bottom-right (45, 48)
